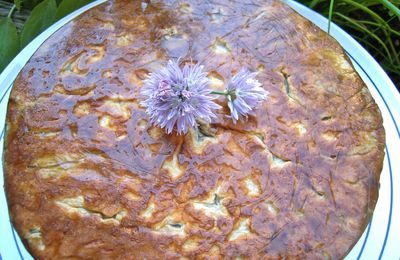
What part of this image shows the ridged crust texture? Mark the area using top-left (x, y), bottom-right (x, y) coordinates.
top-left (4, 0), bottom-right (385, 259)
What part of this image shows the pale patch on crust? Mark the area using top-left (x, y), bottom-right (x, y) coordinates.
top-left (31, 153), bottom-right (83, 169)
top-left (186, 129), bottom-right (219, 155)
top-left (141, 195), bottom-right (156, 219)
top-left (348, 131), bottom-right (378, 156)
top-left (162, 154), bottom-right (184, 179)
top-left (192, 195), bottom-right (228, 218)
top-left (128, 68), bottom-right (149, 87)
top-left (152, 214), bottom-right (187, 237)
top-left (100, 100), bottom-right (131, 120)
top-left (292, 122), bottom-right (307, 135)
top-left (56, 196), bottom-right (127, 224)
top-left (115, 33), bottom-right (134, 46)
top-left (192, 182), bottom-right (231, 218)
top-left (182, 238), bottom-right (200, 252)
top-left (229, 218), bottom-right (251, 241)
top-left (162, 138), bottom-right (185, 180)
top-left (60, 51), bottom-right (89, 76)
top-left (87, 45), bottom-right (105, 64)
top-left (207, 70), bottom-right (225, 91)
top-left (25, 227), bottom-right (45, 251)
top-left (99, 115), bottom-right (114, 130)
top-left (73, 101), bottom-right (91, 117)
top-left (243, 178), bottom-right (261, 197)
top-left (56, 196), bottom-right (89, 216)
top-left (265, 201), bottom-right (280, 215)
top-left (212, 37), bottom-right (231, 54)
top-left (321, 131), bottom-right (340, 142)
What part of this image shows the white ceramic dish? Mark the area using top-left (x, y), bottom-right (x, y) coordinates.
top-left (0, 1), bottom-right (399, 259)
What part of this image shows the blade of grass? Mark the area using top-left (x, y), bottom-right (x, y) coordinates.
top-left (334, 1), bottom-right (381, 14)
top-left (356, 18), bottom-right (400, 67)
top-left (308, 0), bottom-right (326, 9)
top-left (386, 35), bottom-right (400, 66)
top-left (341, 0), bottom-right (389, 26)
top-left (379, 0), bottom-right (400, 17)
top-left (299, 0), bottom-right (400, 88)
top-left (379, 63), bottom-right (400, 74)
top-left (334, 12), bottom-right (393, 61)
top-left (352, 34), bottom-right (392, 60)
top-left (328, 0), bottom-right (335, 33)
top-left (357, 20), bottom-right (400, 37)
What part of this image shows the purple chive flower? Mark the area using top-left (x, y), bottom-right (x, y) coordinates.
top-left (225, 68), bottom-right (268, 123)
top-left (140, 60), bottom-right (221, 134)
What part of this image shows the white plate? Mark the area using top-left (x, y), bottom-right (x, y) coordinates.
top-left (0, 1), bottom-right (399, 259)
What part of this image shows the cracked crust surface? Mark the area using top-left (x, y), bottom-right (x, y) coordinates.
top-left (4, 0), bottom-right (385, 259)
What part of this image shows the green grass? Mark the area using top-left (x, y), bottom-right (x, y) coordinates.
top-left (299, 0), bottom-right (400, 89)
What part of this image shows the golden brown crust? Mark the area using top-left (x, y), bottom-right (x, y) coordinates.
top-left (4, 0), bottom-right (384, 259)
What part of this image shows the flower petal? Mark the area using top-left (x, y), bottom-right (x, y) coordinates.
top-left (140, 59), bottom-right (219, 134)
top-left (225, 68), bottom-right (268, 123)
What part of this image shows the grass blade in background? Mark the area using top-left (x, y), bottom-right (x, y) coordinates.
top-left (334, 12), bottom-right (393, 60)
top-left (380, 0), bottom-right (400, 16)
top-left (328, 0), bottom-right (335, 33)
top-left (299, 0), bottom-right (400, 89)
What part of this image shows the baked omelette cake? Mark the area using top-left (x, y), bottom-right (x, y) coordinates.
top-left (4, 0), bottom-right (385, 259)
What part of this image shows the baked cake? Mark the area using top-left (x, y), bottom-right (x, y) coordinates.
top-left (4, 0), bottom-right (385, 259)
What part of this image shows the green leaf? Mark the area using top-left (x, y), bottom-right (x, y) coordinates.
top-left (23, 0), bottom-right (47, 10)
top-left (0, 18), bottom-right (20, 72)
top-left (20, 0), bottom-right (57, 48)
top-left (14, 0), bottom-right (21, 10)
top-left (55, 0), bottom-right (92, 21)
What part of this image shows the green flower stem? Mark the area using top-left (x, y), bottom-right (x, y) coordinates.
top-left (210, 91), bottom-right (227, 96)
